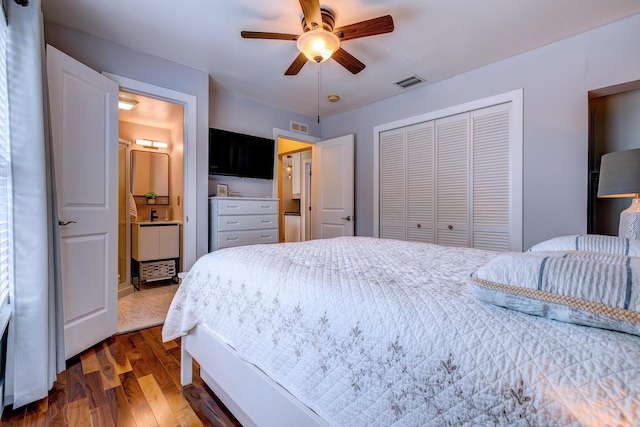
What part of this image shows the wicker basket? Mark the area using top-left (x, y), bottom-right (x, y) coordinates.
top-left (140, 259), bottom-right (176, 282)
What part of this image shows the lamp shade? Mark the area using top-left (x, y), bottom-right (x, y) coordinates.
top-left (597, 148), bottom-right (640, 198)
top-left (296, 29), bottom-right (340, 63)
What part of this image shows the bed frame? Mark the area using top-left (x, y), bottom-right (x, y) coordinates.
top-left (180, 324), bottom-right (329, 426)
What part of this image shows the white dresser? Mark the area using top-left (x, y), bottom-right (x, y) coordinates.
top-left (209, 197), bottom-right (279, 251)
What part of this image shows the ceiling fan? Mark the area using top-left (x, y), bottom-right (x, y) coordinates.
top-left (240, 0), bottom-right (394, 76)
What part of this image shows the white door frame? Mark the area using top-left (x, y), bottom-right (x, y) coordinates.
top-left (104, 73), bottom-right (198, 271)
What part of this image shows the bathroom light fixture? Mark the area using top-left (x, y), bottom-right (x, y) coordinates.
top-left (118, 97), bottom-right (138, 111)
top-left (286, 155), bottom-right (292, 179)
top-left (135, 139), bottom-right (168, 149)
top-left (296, 29), bottom-right (340, 63)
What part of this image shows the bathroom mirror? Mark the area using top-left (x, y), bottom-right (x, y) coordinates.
top-left (131, 150), bottom-right (169, 198)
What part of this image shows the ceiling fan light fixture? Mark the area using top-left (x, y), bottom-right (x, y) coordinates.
top-left (296, 29), bottom-right (340, 63)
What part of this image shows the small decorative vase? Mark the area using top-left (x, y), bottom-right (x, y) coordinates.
top-left (147, 199), bottom-right (156, 205)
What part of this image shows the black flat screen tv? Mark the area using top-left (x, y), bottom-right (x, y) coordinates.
top-left (208, 128), bottom-right (274, 180)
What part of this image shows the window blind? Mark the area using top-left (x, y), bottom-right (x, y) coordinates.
top-left (0, 10), bottom-right (12, 310)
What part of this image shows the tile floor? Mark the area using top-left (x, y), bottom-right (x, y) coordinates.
top-left (117, 282), bottom-right (179, 334)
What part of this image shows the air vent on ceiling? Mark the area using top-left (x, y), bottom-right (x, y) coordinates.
top-left (393, 75), bottom-right (426, 89)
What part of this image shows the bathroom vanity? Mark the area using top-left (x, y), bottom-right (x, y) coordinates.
top-left (131, 221), bottom-right (181, 288)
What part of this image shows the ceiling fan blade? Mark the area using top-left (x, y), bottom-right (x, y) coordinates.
top-left (241, 31), bottom-right (298, 41)
top-left (332, 48), bottom-right (365, 74)
top-left (285, 53), bottom-right (308, 76)
top-left (333, 15), bottom-right (394, 41)
top-left (299, 0), bottom-right (322, 30)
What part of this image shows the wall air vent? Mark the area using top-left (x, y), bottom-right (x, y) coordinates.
top-left (393, 75), bottom-right (426, 89)
top-left (290, 121), bottom-right (309, 134)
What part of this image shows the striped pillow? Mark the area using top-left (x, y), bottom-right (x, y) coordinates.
top-left (466, 251), bottom-right (640, 336)
top-left (528, 234), bottom-right (640, 256)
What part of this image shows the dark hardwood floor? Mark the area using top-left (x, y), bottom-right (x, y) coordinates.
top-left (1, 326), bottom-right (242, 426)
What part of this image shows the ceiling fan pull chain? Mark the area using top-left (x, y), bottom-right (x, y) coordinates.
top-left (317, 62), bottom-right (321, 124)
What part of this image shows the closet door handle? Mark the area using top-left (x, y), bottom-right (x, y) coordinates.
top-left (341, 216), bottom-right (354, 221)
top-left (58, 220), bottom-right (77, 226)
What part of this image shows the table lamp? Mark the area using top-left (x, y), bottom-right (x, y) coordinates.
top-left (597, 148), bottom-right (640, 239)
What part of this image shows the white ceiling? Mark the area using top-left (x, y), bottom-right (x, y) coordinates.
top-left (118, 91), bottom-right (184, 130)
top-left (42, 0), bottom-right (640, 121)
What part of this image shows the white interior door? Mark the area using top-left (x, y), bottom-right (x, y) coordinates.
top-left (47, 45), bottom-right (118, 359)
top-left (312, 134), bottom-right (354, 239)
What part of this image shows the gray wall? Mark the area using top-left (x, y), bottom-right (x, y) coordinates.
top-left (320, 13), bottom-right (640, 249)
top-left (208, 90), bottom-right (319, 199)
top-left (45, 13), bottom-right (640, 253)
top-left (210, 90), bottom-right (319, 140)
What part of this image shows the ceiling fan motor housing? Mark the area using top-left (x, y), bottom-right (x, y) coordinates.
top-left (301, 6), bottom-right (336, 32)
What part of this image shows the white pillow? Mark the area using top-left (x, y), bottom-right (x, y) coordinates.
top-left (528, 234), bottom-right (640, 256)
top-left (466, 251), bottom-right (640, 336)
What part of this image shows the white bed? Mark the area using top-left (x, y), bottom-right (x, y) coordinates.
top-left (163, 236), bottom-right (640, 426)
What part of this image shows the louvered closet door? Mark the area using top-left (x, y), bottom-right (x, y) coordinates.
top-left (472, 103), bottom-right (511, 251)
top-left (436, 113), bottom-right (470, 247)
top-left (379, 128), bottom-right (406, 240)
top-left (406, 121), bottom-right (434, 242)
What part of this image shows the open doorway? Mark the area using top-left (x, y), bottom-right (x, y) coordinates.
top-left (116, 90), bottom-right (185, 332)
top-left (278, 138), bottom-right (313, 243)
top-left (588, 83), bottom-right (640, 235)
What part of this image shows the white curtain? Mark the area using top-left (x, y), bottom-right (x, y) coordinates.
top-left (5, 0), bottom-right (65, 408)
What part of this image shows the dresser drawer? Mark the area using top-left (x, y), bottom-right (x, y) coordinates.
top-left (216, 229), bottom-right (278, 249)
top-left (217, 199), bottom-right (278, 216)
top-left (217, 214), bottom-right (277, 232)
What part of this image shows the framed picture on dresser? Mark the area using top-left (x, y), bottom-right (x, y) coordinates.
top-left (216, 183), bottom-right (228, 197)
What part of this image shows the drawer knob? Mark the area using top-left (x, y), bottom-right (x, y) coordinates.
top-left (261, 220), bottom-right (272, 223)
top-left (226, 205), bottom-right (239, 209)
top-left (227, 221), bottom-right (239, 225)
top-left (417, 224), bottom-right (421, 228)
top-left (226, 237), bottom-right (239, 241)
top-left (260, 205), bottom-right (271, 209)
top-left (448, 225), bottom-right (453, 230)
top-left (260, 235), bottom-right (272, 239)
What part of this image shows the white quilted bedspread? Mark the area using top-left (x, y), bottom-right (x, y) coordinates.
top-left (163, 237), bottom-right (640, 426)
